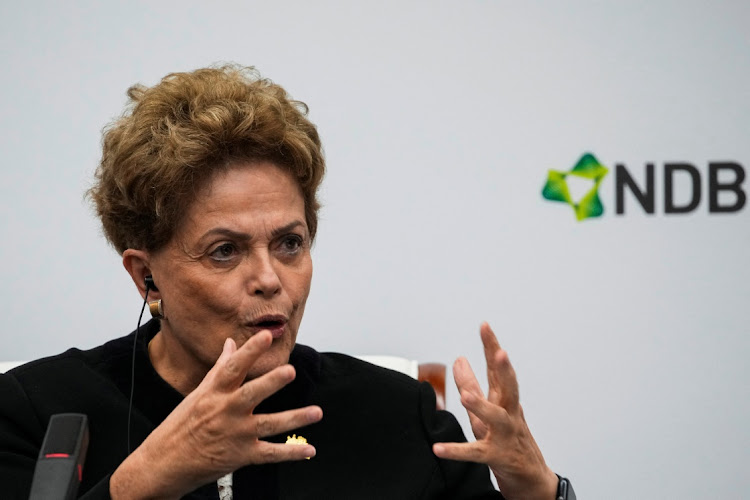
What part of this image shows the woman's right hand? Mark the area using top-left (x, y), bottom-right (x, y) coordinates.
top-left (110, 331), bottom-right (322, 499)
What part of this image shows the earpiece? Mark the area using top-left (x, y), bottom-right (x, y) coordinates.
top-left (144, 275), bottom-right (159, 292)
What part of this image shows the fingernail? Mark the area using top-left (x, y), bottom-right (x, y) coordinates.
top-left (219, 338), bottom-right (232, 359)
top-left (433, 444), bottom-right (444, 455)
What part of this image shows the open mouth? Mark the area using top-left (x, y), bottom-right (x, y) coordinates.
top-left (256, 319), bottom-right (285, 328)
top-left (247, 315), bottom-right (288, 338)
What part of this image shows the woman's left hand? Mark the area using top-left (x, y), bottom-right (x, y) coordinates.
top-left (432, 323), bottom-right (559, 500)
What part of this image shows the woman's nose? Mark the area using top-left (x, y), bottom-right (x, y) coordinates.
top-left (247, 252), bottom-right (282, 297)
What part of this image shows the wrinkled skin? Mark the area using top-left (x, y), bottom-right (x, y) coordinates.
top-left (433, 323), bottom-right (559, 500)
top-left (114, 162), bottom-right (321, 498)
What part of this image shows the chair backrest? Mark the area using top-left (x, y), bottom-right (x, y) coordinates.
top-left (0, 361), bottom-right (24, 373)
top-left (356, 355), bottom-right (446, 410)
top-left (355, 355), bottom-right (419, 378)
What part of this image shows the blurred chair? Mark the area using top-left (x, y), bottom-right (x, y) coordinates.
top-left (355, 355), bottom-right (446, 410)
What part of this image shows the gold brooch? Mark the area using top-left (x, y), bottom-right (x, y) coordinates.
top-left (285, 434), bottom-right (311, 459)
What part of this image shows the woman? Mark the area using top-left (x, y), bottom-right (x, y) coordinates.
top-left (0, 65), bottom-right (569, 499)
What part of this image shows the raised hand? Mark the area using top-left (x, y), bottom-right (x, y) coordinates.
top-left (432, 323), bottom-right (558, 500)
top-left (110, 331), bottom-right (323, 499)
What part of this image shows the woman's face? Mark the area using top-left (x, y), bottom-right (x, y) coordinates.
top-left (147, 161), bottom-right (312, 391)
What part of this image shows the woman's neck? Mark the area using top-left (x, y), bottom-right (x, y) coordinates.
top-left (148, 330), bottom-right (210, 396)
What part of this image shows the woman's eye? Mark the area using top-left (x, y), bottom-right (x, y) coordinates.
top-left (279, 235), bottom-right (304, 255)
top-left (209, 243), bottom-right (238, 261)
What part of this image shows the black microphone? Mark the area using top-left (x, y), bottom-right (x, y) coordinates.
top-left (29, 413), bottom-right (89, 500)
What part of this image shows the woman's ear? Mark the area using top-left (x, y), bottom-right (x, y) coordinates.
top-left (122, 249), bottom-right (160, 300)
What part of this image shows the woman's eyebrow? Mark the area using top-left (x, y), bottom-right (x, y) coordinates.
top-left (199, 227), bottom-right (250, 242)
top-left (270, 220), bottom-right (305, 238)
top-left (199, 221), bottom-right (305, 242)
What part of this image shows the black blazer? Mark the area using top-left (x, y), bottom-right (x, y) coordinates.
top-left (0, 320), bottom-right (501, 499)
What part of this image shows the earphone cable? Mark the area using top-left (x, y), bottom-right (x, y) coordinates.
top-left (128, 289), bottom-right (150, 455)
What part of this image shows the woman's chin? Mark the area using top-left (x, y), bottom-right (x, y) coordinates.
top-left (244, 342), bottom-right (294, 380)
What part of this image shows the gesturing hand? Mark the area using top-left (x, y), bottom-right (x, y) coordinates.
top-left (111, 331), bottom-right (323, 499)
top-left (432, 323), bottom-right (558, 500)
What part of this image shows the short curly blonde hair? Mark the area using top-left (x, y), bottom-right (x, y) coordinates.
top-left (89, 64), bottom-right (325, 254)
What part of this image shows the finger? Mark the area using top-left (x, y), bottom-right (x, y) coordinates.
top-left (453, 358), bottom-right (488, 438)
top-left (218, 337), bottom-right (237, 362)
top-left (460, 390), bottom-right (509, 431)
top-left (480, 323), bottom-right (520, 410)
top-left (462, 406), bottom-right (489, 442)
top-left (479, 323), bottom-right (503, 399)
top-left (206, 337), bottom-right (236, 373)
top-left (432, 441), bottom-right (488, 464)
top-left (200, 337), bottom-right (237, 387)
top-left (453, 357), bottom-right (483, 398)
top-left (253, 440), bottom-right (317, 463)
top-left (250, 405), bottom-right (323, 439)
top-left (215, 331), bottom-right (274, 389)
top-left (489, 348), bottom-right (520, 412)
top-left (238, 364), bottom-right (297, 410)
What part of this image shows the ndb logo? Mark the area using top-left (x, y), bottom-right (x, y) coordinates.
top-left (542, 153), bottom-right (609, 221)
top-left (542, 153), bottom-right (747, 220)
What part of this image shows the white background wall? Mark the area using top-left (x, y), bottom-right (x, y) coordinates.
top-left (1, 1), bottom-right (748, 498)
